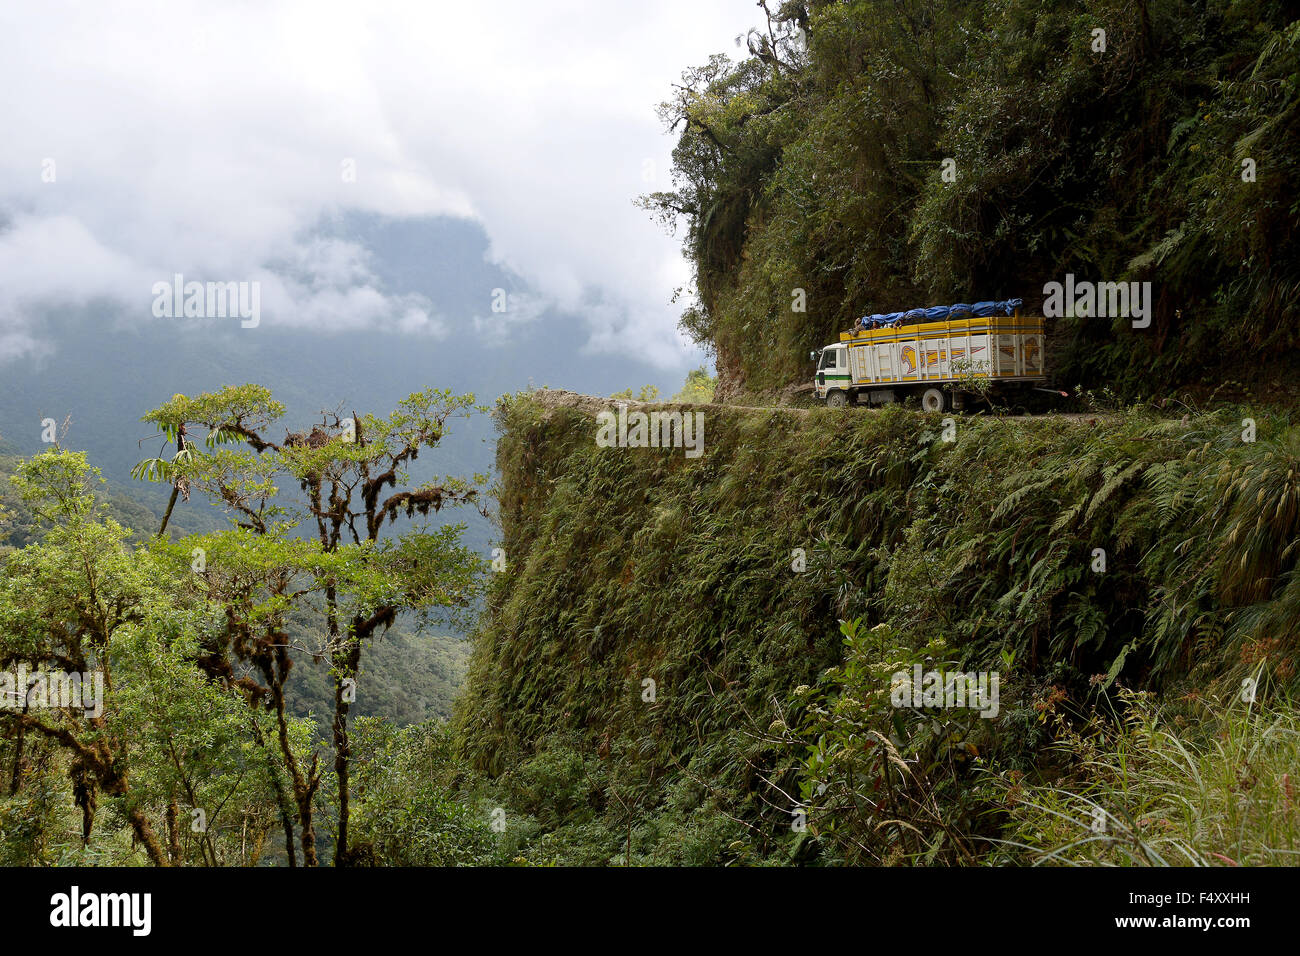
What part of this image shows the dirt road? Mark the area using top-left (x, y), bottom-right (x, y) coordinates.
top-left (526, 388), bottom-right (1102, 422)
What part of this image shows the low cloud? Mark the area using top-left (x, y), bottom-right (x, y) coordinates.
top-left (0, 0), bottom-right (753, 368)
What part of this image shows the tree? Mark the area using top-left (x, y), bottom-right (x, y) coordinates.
top-left (610, 385), bottom-right (661, 402)
top-left (135, 384), bottom-right (487, 864)
top-left (0, 451), bottom-right (171, 863)
top-left (671, 367), bottom-right (717, 403)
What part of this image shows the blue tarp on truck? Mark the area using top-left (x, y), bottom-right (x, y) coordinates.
top-left (854, 298), bottom-right (1024, 331)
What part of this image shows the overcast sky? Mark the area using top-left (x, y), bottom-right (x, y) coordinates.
top-left (0, 0), bottom-right (760, 368)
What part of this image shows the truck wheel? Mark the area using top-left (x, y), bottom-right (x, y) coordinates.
top-left (920, 387), bottom-right (947, 412)
top-left (826, 390), bottom-right (848, 408)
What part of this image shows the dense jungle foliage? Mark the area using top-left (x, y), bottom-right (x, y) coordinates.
top-left (453, 392), bottom-right (1299, 865)
top-left (0, 389), bottom-right (489, 866)
top-left (640, 0), bottom-right (1300, 398)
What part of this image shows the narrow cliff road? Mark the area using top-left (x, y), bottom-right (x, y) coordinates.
top-left (526, 388), bottom-right (1105, 423)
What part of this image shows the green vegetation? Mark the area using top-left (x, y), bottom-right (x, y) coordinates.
top-left (672, 367), bottom-right (717, 404)
top-left (455, 391), bottom-right (1299, 864)
top-left (348, 720), bottom-right (498, 866)
top-left (1001, 692), bottom-right (1300, 865)
top-left (0, 440), bottom-right (208, 557)
top-left (0, 388), bottom-right (488, 866)
top-left (610, 385), bottom-right (661, 402)
top-left (612, 369), bottom-right (719, 407)
top-left (285, 626), bottom-right (469, 727)
top-left (4, 385), bottom-right (1297, 866)
top-left (641, 0), bottom-right (1300, 398)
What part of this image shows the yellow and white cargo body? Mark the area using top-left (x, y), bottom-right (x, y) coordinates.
top-left (812, 313), bottom-right (1047, 411)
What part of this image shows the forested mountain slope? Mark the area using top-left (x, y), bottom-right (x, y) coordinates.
top-left (641, 0), bottom-right (1299, 399)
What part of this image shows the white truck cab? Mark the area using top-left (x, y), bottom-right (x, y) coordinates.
top-left (812, 344), bottom-right (852, 407)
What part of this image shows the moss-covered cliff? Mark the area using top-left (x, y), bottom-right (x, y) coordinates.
top-left (455, 391), bottom-right (1299, 864)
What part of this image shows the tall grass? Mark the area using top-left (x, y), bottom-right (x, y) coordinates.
top-left (999, 691), bottom-right (1300, 866)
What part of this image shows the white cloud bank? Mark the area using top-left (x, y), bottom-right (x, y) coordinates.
top-left (0, 0), bottom-right (757, 368)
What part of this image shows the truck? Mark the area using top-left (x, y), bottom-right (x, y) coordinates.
top-left (811, 306), bottom-right (1052, 411)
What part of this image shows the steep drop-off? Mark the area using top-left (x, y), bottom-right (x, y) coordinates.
top-left (455, 390), bottom-right (1299, 864)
